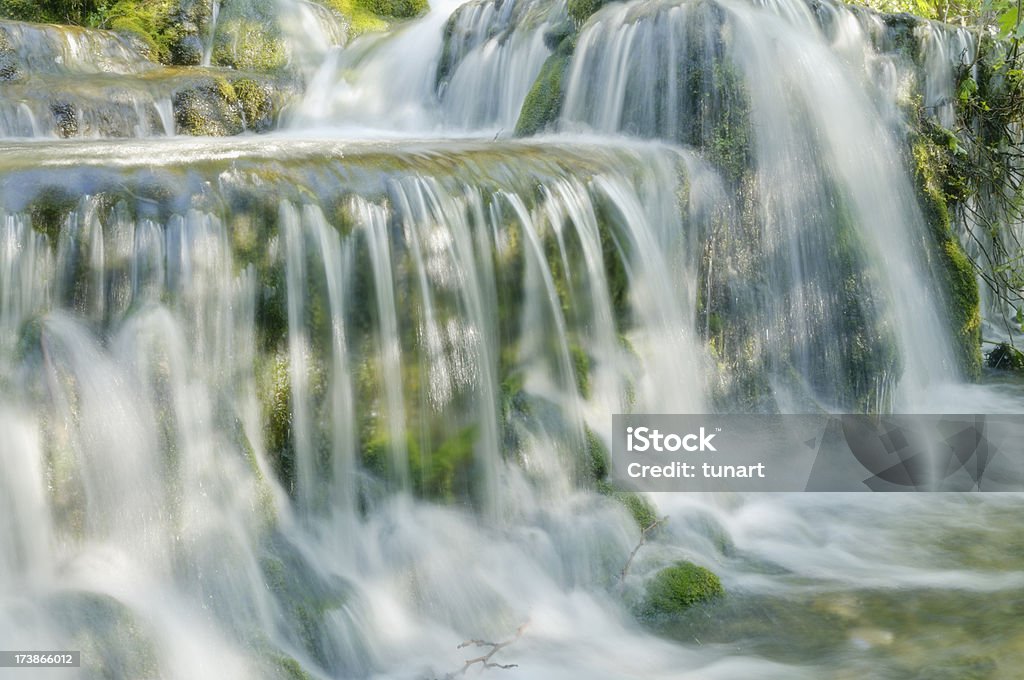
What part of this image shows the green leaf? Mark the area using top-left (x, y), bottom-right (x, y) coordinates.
top-left (998, 6), bottom-right (1019, 37)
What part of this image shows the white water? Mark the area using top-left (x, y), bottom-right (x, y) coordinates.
top-left (288, 0), bottom-right (561, 134)
top-left (1, 1), bottom-right (1023, 679)
top-left (202, 0), bottom-right (222, 67)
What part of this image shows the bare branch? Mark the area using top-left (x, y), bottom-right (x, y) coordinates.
top-left (619, 516), bottom-right (668, 586)
top-left (441, 622), bottom-right (529, 679)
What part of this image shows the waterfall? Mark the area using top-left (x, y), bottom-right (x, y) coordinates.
top-left (289, 0), bottom-right (562, 133)
top-left (1, 0), bottom-right (1023, 677)
top-left (202, 0), bottom-right (221, 67)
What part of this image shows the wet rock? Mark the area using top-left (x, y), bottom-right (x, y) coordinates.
top-left (172, 33), bottom-right (204, 66)
top-left (986, 342), bottom-right (1024, 370)
top-left (0, 25), bottom-right (17, 80)
top-left (642, 561), bottom-right (724, 616)
top-left (51, 101), bottom-right (79, 138)
top-left (173, 77), bottom-right (244, 136)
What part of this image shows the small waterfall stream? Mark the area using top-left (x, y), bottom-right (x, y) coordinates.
top-left (0, 0), bottom-right (1022, 678)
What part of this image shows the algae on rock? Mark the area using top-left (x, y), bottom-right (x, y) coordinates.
top-left (642, 561), bottom-right (724, 616)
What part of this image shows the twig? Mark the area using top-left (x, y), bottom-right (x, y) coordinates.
top-left (443, 621), bottom-right (528, 678)
top-left (618, 516), bottom-right (667, 585)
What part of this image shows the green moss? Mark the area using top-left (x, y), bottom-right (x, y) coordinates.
top-left (28, 186), bottom-right (77, 248)
top-left (567, 0), bottom-right (607, 25)
top-left (569, 343), bottom-right (590, 399)
top-left (515, 46), bottom-right (570, 137)
top-left (173, 76), bottom-right (244, 136)
top-left (642, 561), bottom-right (724, 616)
top-left (584, 426), bottom-right (608, 482)
top-left (318, 0), bottom-right (388, 36)
top-left (411, 425), bottom-right (477, 501)
top-left (213, 21), bottom-right (286, 71)
top-left (705, 60), bottom-right (753, 185)
top-left (354, 0), bottom-right (427, 19)
top-left (233, 77), bottom-right (274, 131)
top-left (274, 656), bottom-right (313, 680)
top-left (597, 484), bottom-right (658, 530)
top-left (211, 0), bottom-right (288, 72)
top-left (911, 129), bottom-right (982, 379)
top-left (260, 351), bottom-right (296, 489)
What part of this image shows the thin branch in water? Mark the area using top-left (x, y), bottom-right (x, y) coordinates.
top-left (619, 516), bottom-right (668, 586)
top-left (443, 621), bottom-right (529, 678)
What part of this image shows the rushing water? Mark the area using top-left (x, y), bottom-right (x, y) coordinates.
top-left (0, 0), bottom-right (1022, 679)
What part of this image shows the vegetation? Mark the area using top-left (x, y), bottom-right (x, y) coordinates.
top-left (0, 0), bottom-right (415, 65)
top-left (642, 561), bottom-right (724, 616)
top-left (852, 0), bottom-right (1022, 369)
top-left (514, 45), bottom-right (570, 136)
top-left (955, 34), bottom-right (1024, 354)
top-left (845, 0), bottom-right (1022, 28)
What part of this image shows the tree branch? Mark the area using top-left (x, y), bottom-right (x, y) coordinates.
top-left (442, 622), bottom-right (529, 678)
top-left (618, 516), bottom-right (668, 586)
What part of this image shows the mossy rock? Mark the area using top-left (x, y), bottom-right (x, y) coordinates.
top-left (173, 77), bottom-right (244, 136)
top-left (910, 125), bottom-right (982, 379)
top-left (569, 343), bottom-right (591, 398)
top-left (642, 561), bottom-right (724, 616)
top-left (355, 0), bottom-right (427, 19)
top-left (318, 0), bottom-right (388, 37)
top-left (0, 25), bottom-right (17, 80)
top-left (986, 342), bottom-right (1024, 370)
top-left (515, 43), bottom-right (571, 137)
top-left (233, 77), bottom-right (275, 131)
top-left (567, 0), bottom-right (609, 25)
top-left (597, 480), bottom-right (659, 530)
top-left (585, 426), bottom-right (608, 481)
top-left (46, 591), bottom-right (159, 679)
top-left (362, 425), bottom-right (477, 501)
top-left (211, 0), bottom-right (288, 71)
top-left (44, 101), bottom-right (79, 138)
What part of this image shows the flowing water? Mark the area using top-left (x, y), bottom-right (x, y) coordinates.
top-left (0, 0), bottom-right (1022, 679)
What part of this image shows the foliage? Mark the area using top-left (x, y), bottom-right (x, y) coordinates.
top-left (0, 0), bottom-right (101, 25)
top-left (317, 0), bottom-right (388, 35)
top-left (567, 0), bottom-right (608, 25)
top-left (911, 126), bottom-right (983, 377)
top-left (356, 0), bottom-right (427, 19)
top-left (953, 28), bottom-right (1024, 345)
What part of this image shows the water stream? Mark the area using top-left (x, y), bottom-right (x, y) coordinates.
top-left (0, 0), bottom-right (1021, 678)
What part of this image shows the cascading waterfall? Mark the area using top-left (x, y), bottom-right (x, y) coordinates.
top-left (290, 0), bottom-right (561, 133)
top-left (558, 0), bottom-right (968, 408)
top-left (1, 0), bottom-right (1023, 678)
top-left (0, 22), bottom-right (176, 139)
top-left (202, 0), bottom-right (221, 67)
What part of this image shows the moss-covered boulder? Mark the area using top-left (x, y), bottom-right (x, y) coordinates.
top-left (233, 77), bottom-right (276, 131)
top-left (514, 41), bottom-right (570, 136)
top-left (170, 71), bottom-right (296, 136)
top-left (642, 561), bottom-right (724, 616)
top-left (210, 0), bottom-right (287, 71)
top-left (173, 76), bottom-right (244, 135)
